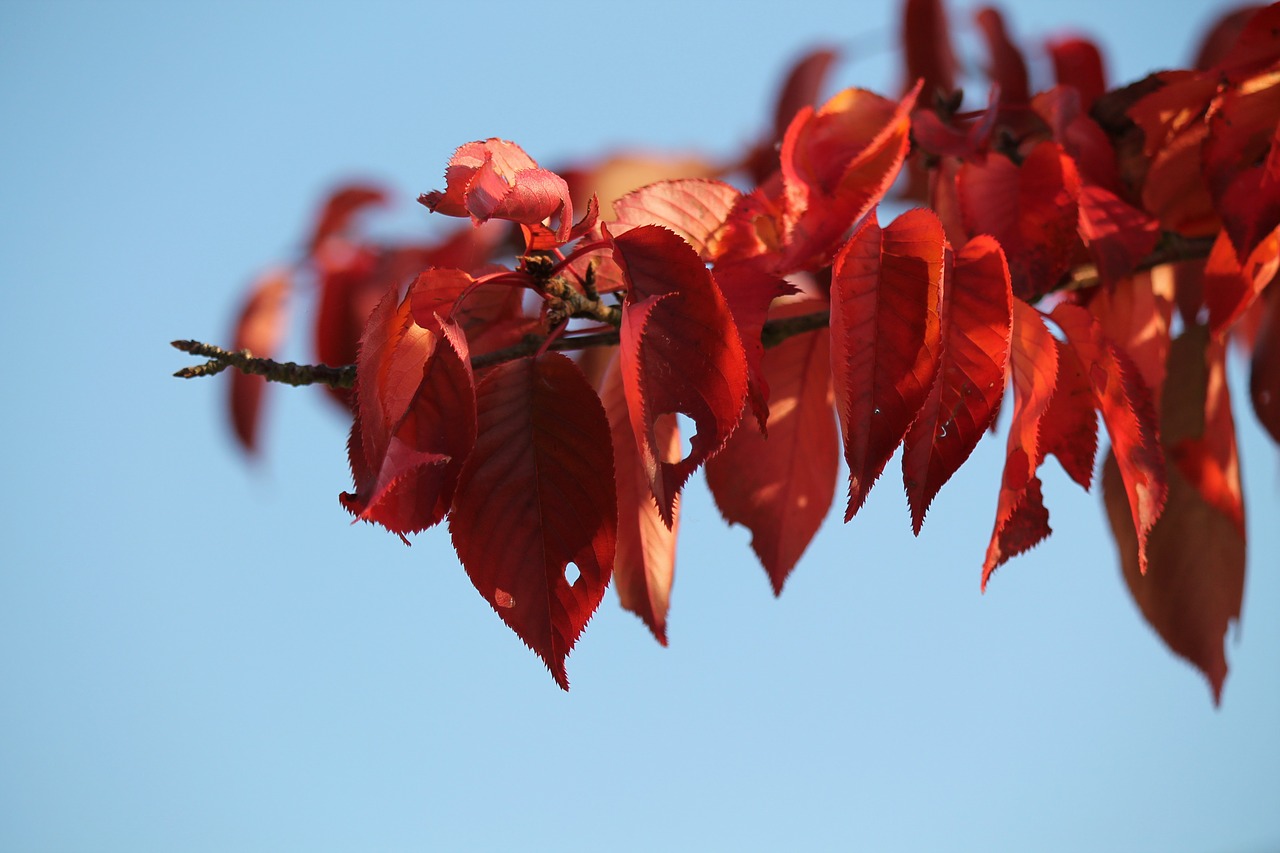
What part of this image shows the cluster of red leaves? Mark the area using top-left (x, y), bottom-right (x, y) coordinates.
top-left (225, 1), bottom-right (1280, 698)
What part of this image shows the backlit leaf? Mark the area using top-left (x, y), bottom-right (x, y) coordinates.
top-left (707, 300), bottom-right (838, 593)
top-left (600, 355), bottom-right (678, 645)
top-left (903, 235), bottom-right (1012, 534)
top-left (449, 353), bottom-right (616, 690)
top-left (229, 269), bottom-right (290, 455)
top-left (831, 208), bottom-right (945, 519)
top-left (611, 225), bottom-right (750, 526)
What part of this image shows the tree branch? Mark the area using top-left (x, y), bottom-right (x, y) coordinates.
top-left (173, 232), bottom-right (1219, 391)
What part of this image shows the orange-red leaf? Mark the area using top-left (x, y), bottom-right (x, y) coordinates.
top-left (611, 179), bottom-right (742, 258)
top-left (307, 184), bottom-right (386, 253)
top-left (1036, 337), bottom-right (1099, 489)
top-left (779, 83), bottom-right (920, 271)
top-left (1076, 185), bottom-right (1161, 285)
top-left (1205, 225), bottom-right (1280, 336)
top-left (831, 208), bottom-right (945, 519)
top-left (1087, 271), bottom-right (1174, 410)
top-left (903, 235), bottom-right (1012, 533)
top-left (1104, 326), bottom-right (1245, 704)
top-left (611, 225), bottom-right (750, 526)
top-left (982, 299), bottom-right (1059, 588)
top-left (600, 355), bottom-right (678, 645)
top-left (229, 269), bottom-right (290, 454)
top-left (420, 139), bottom-right (573, 243)
top-left (706, 301), bottom-right (838, 594)
top-left (959, 141), bottom-right (1083, 300)
top-left (340, 288), bottom-right (476, 538)
top-left (449, 353), bottom-right (616, 691)
top-left (1053, 303), bottom-right (1167, 574)
top-left (714, 260), bottom-right (796, 431)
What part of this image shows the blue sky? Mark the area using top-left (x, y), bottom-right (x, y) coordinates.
top-left (2, 1), bottom-right (1277, 850)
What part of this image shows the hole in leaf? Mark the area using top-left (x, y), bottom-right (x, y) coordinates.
top-left (495, 589), bottom-right (515, 608)
top-left (654, 412), bottom-right (696, 465)
top-left (564, 562), bottom-right (581, 586)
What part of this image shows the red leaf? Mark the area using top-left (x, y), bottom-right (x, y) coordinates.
top-left (1076, 184), bottom-right (1161, 285)
top-left (1104, 326), bottom-right (1245, 704)
top-left (420, 139), bottom-right (573, 243)
top-left (779, 83), bottom-right (920, 271)
top-left (974, 7), bottom-right (1030, 104)
top-left (228, 269), bottom-right (290, 454)
top-left (1249, 281), bottom-right (1280, 444)
top-left (706, 300), bottom-right (839, 594)
top-left (902, 0), bottom-right (957, 97)
top-left (902, 235), bottom-right (1013, 533)
top-left (449, 353), bottom-right (616, 691)
top-left (307, 184), bottom-right (386, 253)
top-left (982, 299), bottom-right (1059, 588)
top-left (1205, 225), bottom-right (1280, 336)
top-left (600, 355), bottom-right (678, 644)
top-left (714, 260), bottom-right (796, 431)
top-left (340, 288), bottom-right (476, 537)
top-left (1053, 303), bottom-right (1167, 574)
top-left (830, 208), bottom-right (946, 519)
top-left (610, 225), bottom-right (750, 526)
top-left (742, 48), bottom-right (841, 183)
top-left (611, 179), bottom-right (743, 258)
top-left (1036, 337), bottom-right (1099, 489)
top-left (1087, 271), bottom-right (1174, 409)
top-left (959, 141), bottom-right (1083, 300)
top-left (1048, 36), bottom-right (1107, 110)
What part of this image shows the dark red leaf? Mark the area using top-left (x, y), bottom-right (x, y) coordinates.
top-left (1076, 184), bottom-right (1161, 285)
top-left (610, 225), bottom-right (750, 526)
top-left (1048, 36), bottom-right (1107, 110)
top-left (1036, 337), bottom-right (1099, 490)
top-left (600, 355), bottom-right (677, 644)
top-left (983, 299), bottom-right (1059, 588)
top-left (707, 300), bottom-right (838, 594)
top-left (975, 7), bottom-right (1030, 104)
top-left (830, 208), bottom-right (945, 519)
top-left (1104, 325), bottom-right (1245, 704)
top-left (902, 235), bottom-right (1012, 533)
top-left (958, 141), bottom-right (1083, 300)
top-left (902, 0), bottom-right (957, 98)
top-left (449, 353), bottom-right (616, 690)
top-left (714, 260), bottom-right (796, 431)
top-left (340, 288), bottom-right (476, 538)
top-left (229, 269), bottom-right (290, 454)
top-left (1249, 281), bottom-right (1280, 444)
top-left (1053, 303), bottom-right (1167, 574)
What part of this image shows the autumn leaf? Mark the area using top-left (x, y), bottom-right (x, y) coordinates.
top-left (778, 82), bottom-right (920, 271)
top-left (449, 353), bottom-right (616, 690)
top-left (830, 208), bottom-right (945, 520)
top-left (228, 269), bottom-right (290, 454)
top-left (1035, 337), bottom-right (1099, 490)
top-left (902, 0), bottom-right (956, 98)
top-left (601, 355), bottom-right (678, 644)
top-left (958, 141), bottom-right (1083, 300)
top-left (706, 300), bottom-right (838, 594)
top-left (974, 7), bottom-right (1029, 104)
top-left (307, 184), bottom-right (386, 253)
top-left (1053, 303), bottom-right (1167, 574)
top-left (1205, 225), bottom-right (1280, 336)
top-left (611, 179), bottom-right (743, 258)
top-left (982, 299), bottom-right (1058, 588)
top-left (610, 225), bottom-right (750, 526)
top-left (420, 138), bottom-right (574, 243)
top-left (1048, 36), bottom-right (1107, 109)
top-left (1087, 271), bottom-right (1174, 409)
top-left (715, 260), bottom-right (796, 431)
top-left (902, 234), bottom-right (1012, 534)
top-left (339, 287), bottom-right (476, 538)
top-left (1249, 281), bottom-right (1280, 444)
top-left (1104, 325), bottom-right (1245, 704)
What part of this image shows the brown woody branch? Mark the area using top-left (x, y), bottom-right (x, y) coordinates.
top-left (172, 232), bottom-right (1217, 391)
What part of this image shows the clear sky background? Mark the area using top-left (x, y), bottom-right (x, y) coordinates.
top-left (2, 1), bottom-right (1277, 851)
